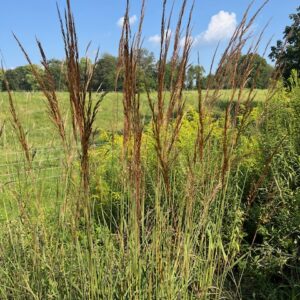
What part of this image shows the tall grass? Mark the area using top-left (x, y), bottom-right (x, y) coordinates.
top-left (0, 0), bottom-right (288, 299)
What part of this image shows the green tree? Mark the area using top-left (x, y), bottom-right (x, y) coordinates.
top-left (2, 65), bottom-right (40, 91)
top-left (136, 49), bottom-right (157, 91)
top-left (186, 65), bottom-right (205, 90)
top-left (26, 65), bottom-right (43, 91)
top-left (92, 54), bottom-right (119, 91)
top-left (47, 59), bottom-right (67, 90)
top-left (269, 6), bottom-right (300, 86)
top-left (238, 53), bottom-right (274, 89)
top-left (0, 71), bottom-right (4, 91)
top-left (206, 52), bottom-right (273, 90)
top-left (79, 57), bottom-right (93, 88)
top-left (92, 50), bottom-right (157, 92)
top-left (201, 74), bottom-right (216, 89)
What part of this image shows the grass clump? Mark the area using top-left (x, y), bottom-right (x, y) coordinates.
top-left (0, 0), bottom-right (299, 299)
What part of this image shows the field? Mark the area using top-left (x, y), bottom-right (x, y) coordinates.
top-left (0, 90), bottom-right (268, 217)
top-left (0, 0), bottom-right (299, 298)
top-left (0, 83), bottom-right (298, 299)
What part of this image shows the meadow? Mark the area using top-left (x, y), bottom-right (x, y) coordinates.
top-left (0, 89), bottom-right (267, 219)
top-left (0, 90), bottom-right (256, 215)
top-left (0, 0), bottom-right (299, 299)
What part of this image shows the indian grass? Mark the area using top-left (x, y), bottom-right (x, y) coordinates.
top-left (0, 0), bottom-right (284, 299)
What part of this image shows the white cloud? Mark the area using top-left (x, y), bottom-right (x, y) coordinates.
top-left (149, 34), bottom-right (161, 44)
top-left (193, 10), bottom-right (237, 45)
top-left (148, 29), bottom-right (172, 45)
top-left (195, 11), bottom-right (237, 45)
top-left (149, 11), bottom-right (236, 48)
top-left (117, 15), bottom-right (137, 28)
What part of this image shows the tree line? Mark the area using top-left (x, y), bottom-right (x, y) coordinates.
top-left (1, 49), bottom-right (274, 91)
top-left (269, 6), bottom-right (300, 88)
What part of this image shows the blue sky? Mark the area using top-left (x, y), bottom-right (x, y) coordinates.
top-left (0, 0), bottom-right (299, 73)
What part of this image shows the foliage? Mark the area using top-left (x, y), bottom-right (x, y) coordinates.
top-left (92, 54), bottom-right (119, 91)
top-left (186, 65), bottom-right (205, 90)
top-left (238, 53), bottom-right (274, 89)
top-left (47, 59), bottom-right (67, 90)
top-left (269, 6), bottom-right (300, 87)
top-left (1, 65), bottom-right (41, 91)
top-left (239, 72), bottom-right (300, 299)
top-left (1, 51), bottom-right (273, 92)
top-left (137, 49), bottom-right (157, 91)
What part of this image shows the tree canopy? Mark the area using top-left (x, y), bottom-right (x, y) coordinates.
top-left (1, 50), bottom-right (273, 92)
top-left (269, 6), bottom-right (300, 86)
top-left (238, 53), bottom-right (274, 89)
